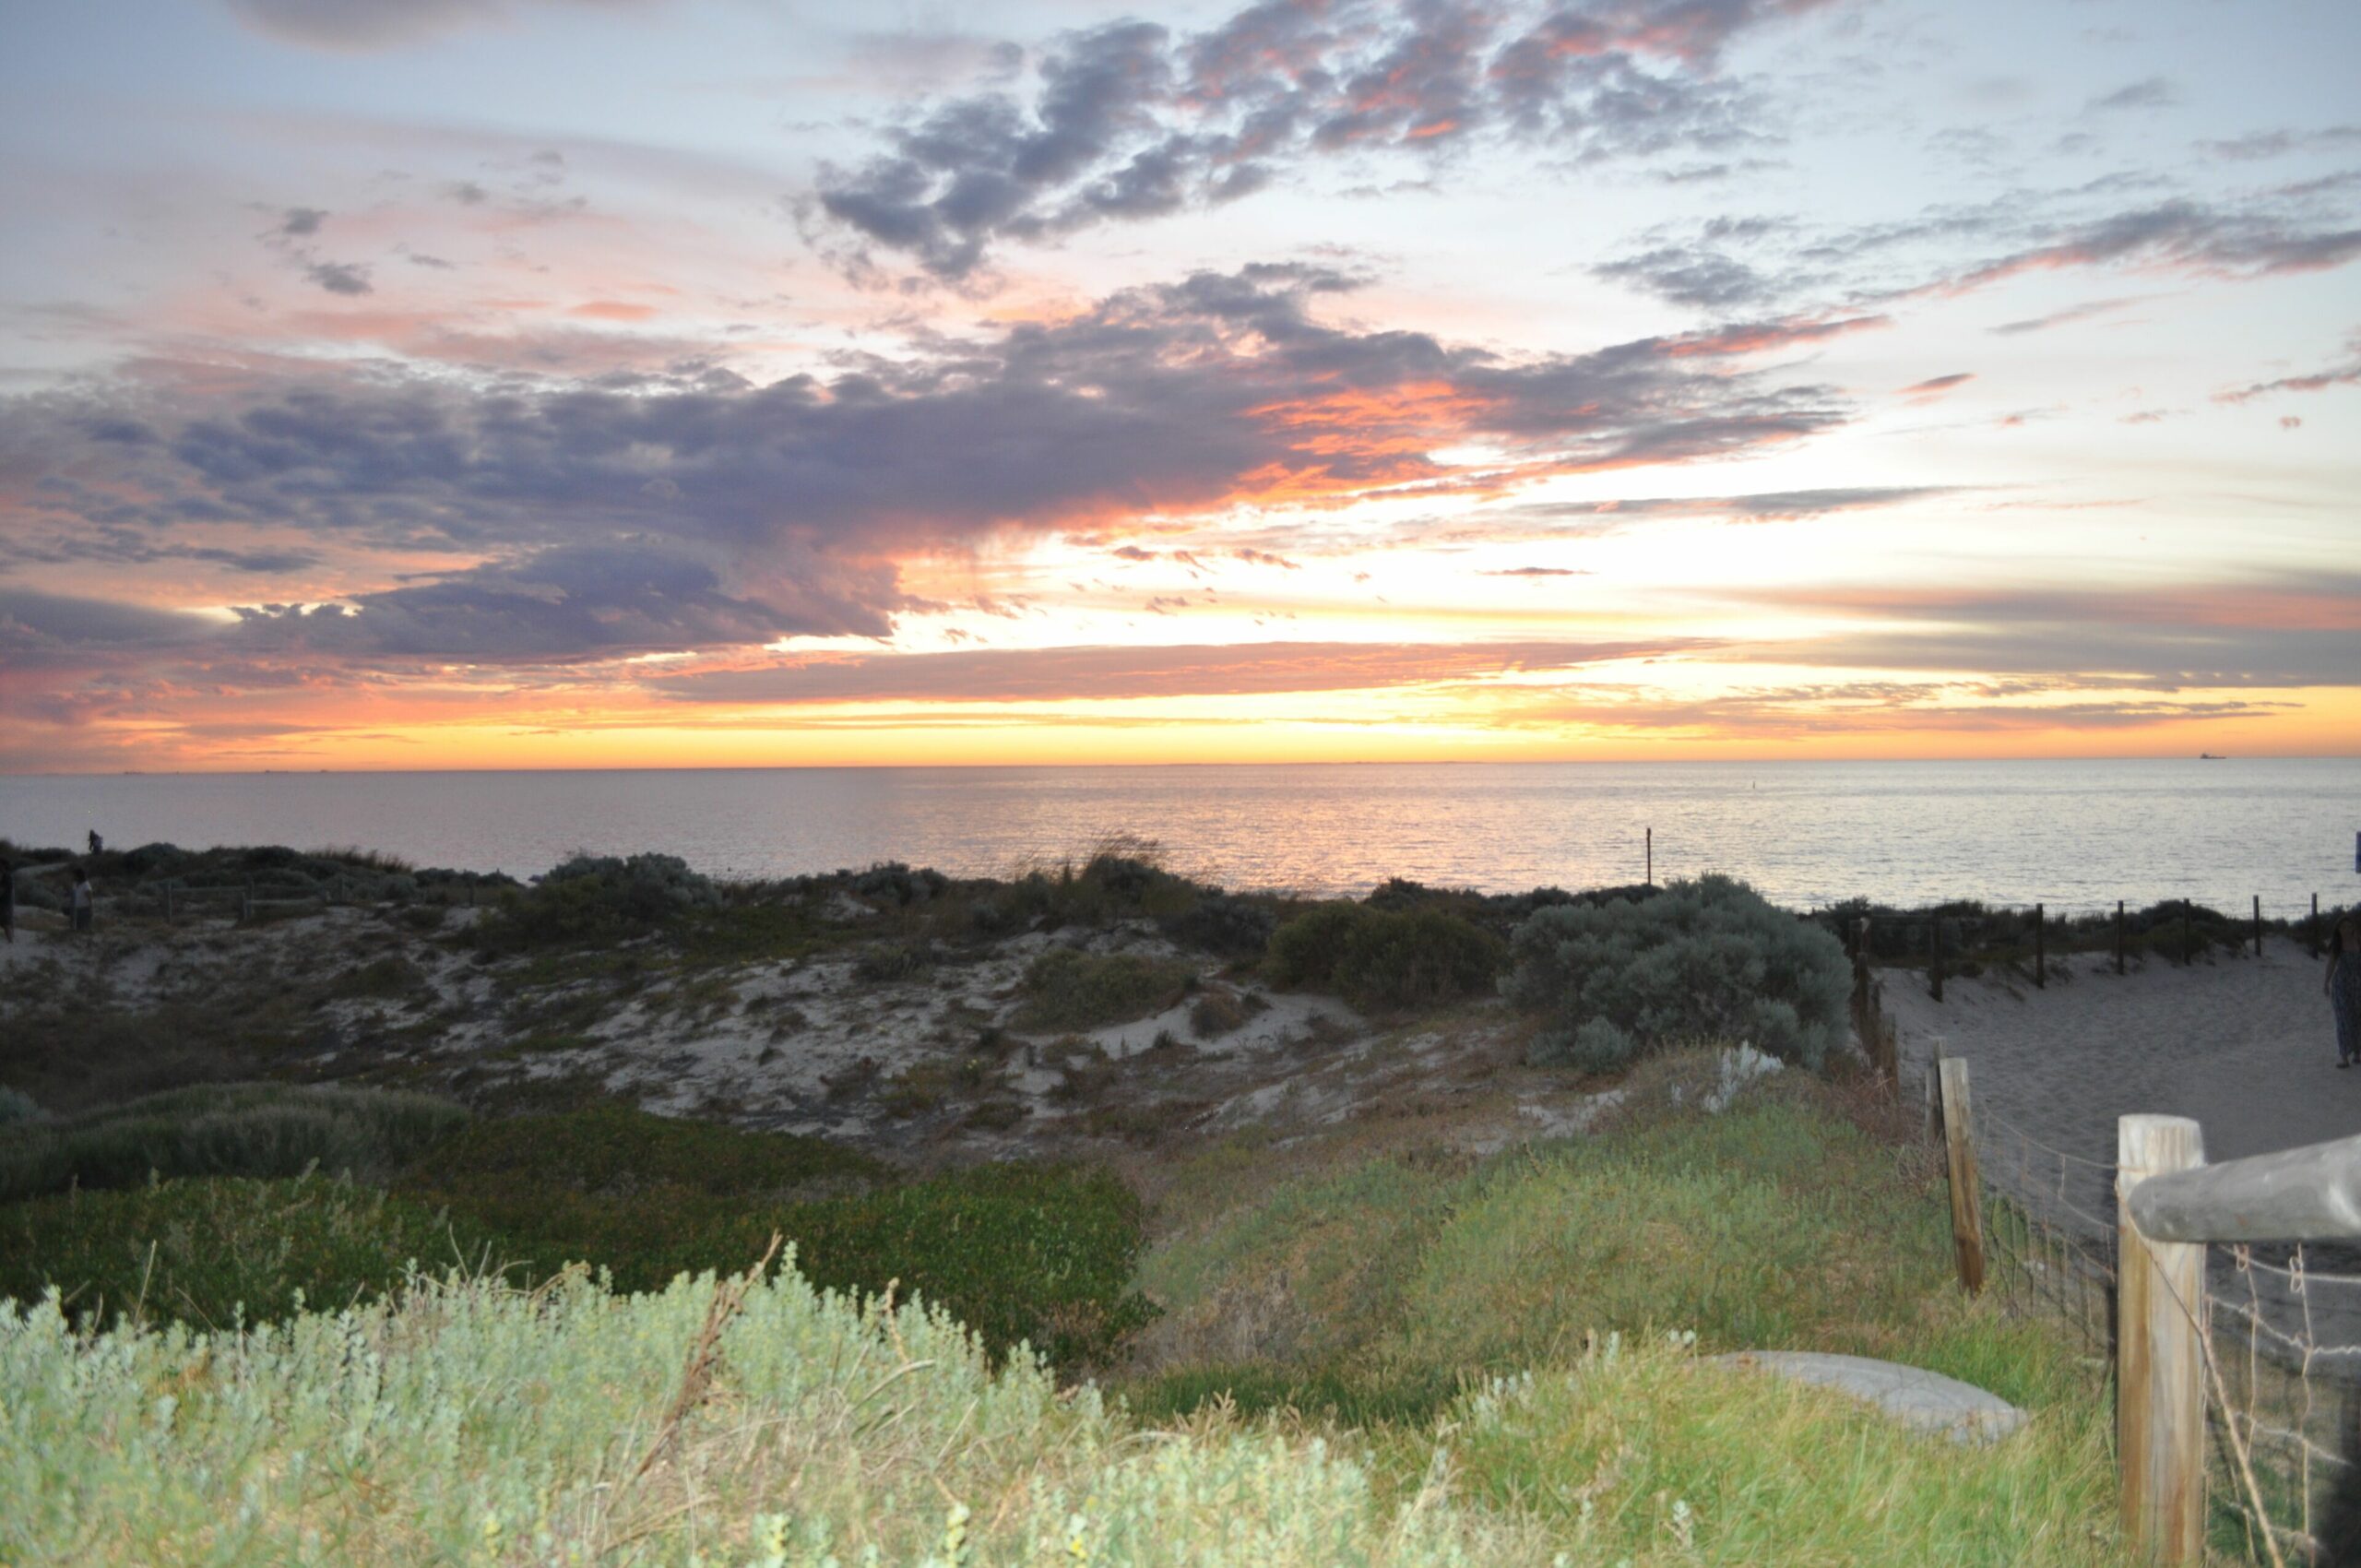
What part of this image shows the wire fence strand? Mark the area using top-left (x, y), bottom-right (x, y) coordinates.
top-left (1966, 1110), bottom-right (2359, 1562)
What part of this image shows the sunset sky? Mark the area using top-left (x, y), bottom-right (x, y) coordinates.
top-left (1, 0), bottom-right (2355, 771)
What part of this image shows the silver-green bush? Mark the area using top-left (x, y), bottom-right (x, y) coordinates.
top-left (0, 1260), bottom-right (1544, 1566)
top-left (1505, 875), bottom-right (1848, 1072)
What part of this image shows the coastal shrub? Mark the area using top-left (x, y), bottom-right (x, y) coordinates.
top-left (1189, 985), bottom-right (1264, 1039)
top-left (850, 861), bottom-right (948, 906)
top-left (1160, 891), bottom-right (1279, 958)
top-left (1507, 873), bottom-right (1848, 1071)
top-left (0, 1173), bottom-right (492, 1331)
top-left (0, 1087), bottom-right (41, 1128)
top-left (1013, 947), bottom-right (1195, 1032)
top-left (475, 851), bottom-right (719, 952)
top-left (1265, 903), bottom-right (1504, 1012)
top-left (0, 1083), bottom-right (469, 1202)
top-left (0, 1269), bottom-right (1554, 1568)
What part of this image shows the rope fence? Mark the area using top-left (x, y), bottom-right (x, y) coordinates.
top-left (1940, 1068), bottom-right (2361, 1563)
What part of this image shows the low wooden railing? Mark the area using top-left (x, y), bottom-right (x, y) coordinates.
top-left (1931, 1057), bottom-right (2361, 1563)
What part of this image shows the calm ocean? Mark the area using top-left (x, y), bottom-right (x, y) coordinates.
top-left (2, 759), bottom-right (2355, 915)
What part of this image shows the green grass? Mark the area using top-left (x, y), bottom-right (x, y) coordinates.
top-left (1122, 1072), bottom-right (2128, 1562)
top-left (1427, 1336), bottom-right (2119, 1566)
top-left (0, 1173), bottom-right (492, 1331)
top-left (1012, 947), bottom-right (1196, 1032)
top-left (397, 1106), bottom-right (1153, 1370)
top-left (0, 1082), bottom-right (469, 1202)
top-left (401, 1100), bottom-right (884, 1197)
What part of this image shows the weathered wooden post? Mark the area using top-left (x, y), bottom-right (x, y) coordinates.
top-left (1929, 918), bottom-right (1945, 1003)
top-left (2035, 902), bottom-right (2046, 988)
top-left (2116, 1114), bottom-right (2206, 1563)
top-left (2251, 895), bottom-right (2261, 957)
top-left (2117, 898), bottom-right (2127, 975)
top-left (1924, 1055), bottom-right (1943, 1142)
top-left (1938, 1057), bottom-right (1985, 1294)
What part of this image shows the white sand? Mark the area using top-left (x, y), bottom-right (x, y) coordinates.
top-left (1883, 935), bottom-right (2355, 1171)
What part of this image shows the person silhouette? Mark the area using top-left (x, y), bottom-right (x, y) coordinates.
top-left (87, 829), bottom-right (102, 856)
top-left (2330, 912), bottom-right (2361, 1070)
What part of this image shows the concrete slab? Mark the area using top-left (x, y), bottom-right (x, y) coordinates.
top-left (1710, 1351), bottom-right (2028, 1445)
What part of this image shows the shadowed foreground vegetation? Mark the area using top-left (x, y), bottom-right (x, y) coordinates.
top-left (0, 1064), bottom-right (2139, 1564)
top-left (1, 1095), bottom-right (1153, 1372)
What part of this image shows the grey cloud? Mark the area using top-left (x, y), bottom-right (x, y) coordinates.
top-left (1987, 295), bottom-right (2143, 335)
top-left (1503, 684), bottom-right (2294, 736)
top-left (11, 264), bottom-right (1845, 569)
top-left (304, 260), bottom-right (374, 296)
top-left (814, 0), bottom-right (1821, 279)
top-left (279, 207), bottom-right (328, 236)
top-left (1597, 185), bottom-right (2361, 315)
top-left (1482, 565), bottom-right (1589, 576)
top-left (1491, 485), bottom-right (1957, 531)
top-left (0, 588), bottom-right (215, 659)
top-left (230, 543), bottom-right (882, 660)
top-left (225, 0), bottom-right (665, 51)
top-left (1725, 576), bottom-right (2361, 690)
top-left (2199, 125), bottom-right (2361, 161)
top-left (2089, 77), bottom-right (2178, 113)
top-left (2213, 333), bottom-right (2361, 402)
top-left (650, 637), bottom-right (1703, 706)
top-left (0, 264), bottom-right (1857, 684)
top-left (1594, 245), bottom-right (1784, 309)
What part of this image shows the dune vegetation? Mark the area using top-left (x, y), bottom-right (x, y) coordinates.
top-left (0, 843), bottom-right (2153, 1563)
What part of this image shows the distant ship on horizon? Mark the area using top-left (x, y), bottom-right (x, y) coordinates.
top-left (2199, 753), bottom-right (2226, 760)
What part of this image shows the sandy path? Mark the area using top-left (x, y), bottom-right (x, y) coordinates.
top-left (1885, 935), bottom-right (2356, 1172)
top-left (1882, 935), bottom-right (2361, 1372)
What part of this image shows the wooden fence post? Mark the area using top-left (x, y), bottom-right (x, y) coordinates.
top-left (2035, 902), bottom-right (2046, 988)
top-left (2252, 895), bottom-right (2261, 958)
top-left (1929, 919), bottom-right (1944, 1003)
top-left (2117, 1114), bottom-right (2206, 1563)
top-left (2117, 899), bottom-right (2127, 975)
top-left (1938, 1058), bottom-right (1985, 1294)
top-left (1924, 1055), bottom-right (1944, 1142)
